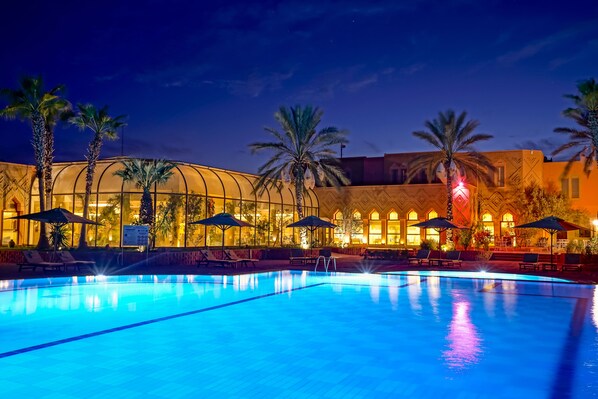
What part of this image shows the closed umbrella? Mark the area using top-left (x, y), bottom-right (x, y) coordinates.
top-left (189, 213), bottom-right (252, 252)
top-left (287, 215), bottom-right (337, 248)
top-left (515, 216), bottom-right (584, 266)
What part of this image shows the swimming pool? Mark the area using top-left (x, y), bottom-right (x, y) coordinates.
top-left (0, 271), bottom-right (596, 398)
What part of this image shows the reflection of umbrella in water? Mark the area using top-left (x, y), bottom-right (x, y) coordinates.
top-left (515, 216), bottom-right (584, 266)
top-left (412, 217), bottom-right (464, 232)
top-left (189, 213), bottom-right (252, 251)
top-left (11, 207), bottom-right (101, 256)
top-left (287, 215), bottom-right (337, 248)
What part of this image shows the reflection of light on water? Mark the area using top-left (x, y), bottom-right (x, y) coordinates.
top-left (388, 283), bottom-right (398, 310)
top-left (273, 271), bottom-right (295, 295)
top-left (85, 295), bottom-right (101, 310)
top-left (483, 280), bottom-right (496, 317)
top-left (427, 276), bottom-right (440, 315)
top-left (369, 274), bottom-right (381, 304)
top-left (593, 287), bottom-right (598, 330)
top-left (443, 299), bottom-right (482, 369)
top-left (502, 281), bottom-right (517, 318)
top-left (407, 275), bottom-right (422, 312)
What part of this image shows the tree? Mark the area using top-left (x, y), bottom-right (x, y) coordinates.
top-left (0, 76), bottom-right (69, 249)
top-left (409, 110), bottom-right (495, 245)
top-left (249, 105), bottom-right (349, 246)
top-left (69, 104), bottom-right (126, 248)
top-left (113, 159), bottom-right (177, 244)
top-left (553, 78), bottom-right (598, 176)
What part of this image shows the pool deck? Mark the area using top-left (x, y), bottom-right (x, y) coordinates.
top-left (1, 253), bottom-right (597, 284)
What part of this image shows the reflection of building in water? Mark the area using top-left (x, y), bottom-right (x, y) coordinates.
top-left (443, 298), bottom-right (482, 369)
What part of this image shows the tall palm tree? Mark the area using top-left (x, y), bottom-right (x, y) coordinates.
top-left (114, 159), bottom-right (177, 237)
top-left (249, 105), bottom-right (349, 246)
top-left (553, 78), bottom-right (598, 176)
top-left (409, 110), bottom-right (494, 245)
top-left (0, 76), bottom-right (68, 249)
top-left (43, 96), bottom-right (71, 209)
top-left (70, 104), bottom-right (127, 248)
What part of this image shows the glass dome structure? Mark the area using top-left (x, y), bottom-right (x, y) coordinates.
top-left (30, 158), bottom-right (319, 248)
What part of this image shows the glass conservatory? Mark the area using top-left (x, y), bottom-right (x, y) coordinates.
top-left (28, 159), bottom-right (319, 248)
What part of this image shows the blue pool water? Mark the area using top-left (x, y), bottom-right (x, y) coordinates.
top-left (0, 271), bottom-right (596, 398)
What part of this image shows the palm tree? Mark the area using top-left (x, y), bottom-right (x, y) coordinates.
top-left (249, 105), bottom-right (349, 246)
top-left (42, 95), bottom-right (71, 208)
top-left (553, 78), bottom-right (598, 176)
top-left (409, 110), bottom-right (495, 245)
top-left (70, 104), bottom-right (127, 248)
top-left (114, 159), bottom-right (177, 241)
top-left (0, 76), bottom-right (68, 249)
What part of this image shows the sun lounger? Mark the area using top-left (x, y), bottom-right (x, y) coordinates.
top-left (289, 248), bottom-right (317, 265)
top-left (197, 249), bottom-right (240, 268)
top-left (440, 251), bottom-right (462, 268)
top-left (57, 251), bottom-right (96, 272)
top-left (224, 250), bottom-right (259, 267)
top-left (18, 250), bottom-right (64, 272)
top-left (519, 253), bottom-right (540, 271)
top-left (561, 253), bottom-right (583, 272)
top-left (407, 249), bottom-right (430, 266)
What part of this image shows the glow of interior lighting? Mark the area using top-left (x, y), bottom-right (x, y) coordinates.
top-left (457, 181), bottom-right (464, 188)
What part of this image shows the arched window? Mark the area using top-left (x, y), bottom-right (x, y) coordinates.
top-left (500, 212), bottom-right (515, 237)
top-left (368, 210), bottom-right (382, 245)
top-left (481, 213), bottom-right (495, 241)
top-left (406, 211), bottom-right (421, 246)
top-left (352, 211), bottom-right (364, 244)
top-left (387, 210), bottom-right (401, 245)
top-left (333, 211), bottom-right (344, 245)
top-left (426, 210), bottom-right (440, 244)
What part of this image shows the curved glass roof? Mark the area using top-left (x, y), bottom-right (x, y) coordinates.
top-left (46, 158), bottom-right (318, 210)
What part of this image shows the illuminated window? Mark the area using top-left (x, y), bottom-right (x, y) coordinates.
top-left (426, 210), bottom-right (440, 243)
top-left (387, 211), bottom-right (401, 245)
top-left (333, 211), bottom-right (344, 244)
top-left (481, 213), bottom-right (495, 242)
top-left (500, 212), bottom-right (514, 237)
top-left (406, 211), bottom-right (420, 246)
top-left (368, 211), bottom-right (382, 244)
top-left (352, 211), bottom-right (364, 244)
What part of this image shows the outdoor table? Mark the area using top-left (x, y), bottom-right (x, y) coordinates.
top-left (428, 258), bottom-right (443, 267)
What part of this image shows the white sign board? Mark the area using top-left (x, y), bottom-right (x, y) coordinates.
top-left (123, 225), bottom-right (149, 246)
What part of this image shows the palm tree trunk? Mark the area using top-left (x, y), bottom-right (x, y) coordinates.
top-left (589, 109), bottom-right (598, 166)
top-left (43, 126), bottom-right (54, 209)
top-left (445, 161), bottom-right (454, 247)
top-left (140, 188), bottom-right (154, 226)
top-left (295, 168), bottom-right (307, 247)
top-left (32, 113), bottom-right (50, 250)
top-left (78, 134), bottom-right (103, 248)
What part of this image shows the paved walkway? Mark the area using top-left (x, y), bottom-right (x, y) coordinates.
top-left (2, 253), bottom-right (597, 284)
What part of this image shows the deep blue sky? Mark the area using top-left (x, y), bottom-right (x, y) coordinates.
top-left (1, 0), bottom-right (597, 173)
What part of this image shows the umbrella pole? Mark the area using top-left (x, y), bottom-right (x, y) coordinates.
top-left (550, 231), bottom-right (554, 266)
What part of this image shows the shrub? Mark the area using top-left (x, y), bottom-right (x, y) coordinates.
top-left (420, 239), bottom-right (438, 251)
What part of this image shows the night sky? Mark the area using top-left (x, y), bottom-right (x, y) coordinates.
top-left (1, 0), bottom-right (597, 173)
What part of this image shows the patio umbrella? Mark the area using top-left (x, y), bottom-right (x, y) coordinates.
top-left (287, 215), bottom-right (337, 248)
top-left (412, 217), bottom-right (464, 232)
top-left (189, 213), bottom-right (253, 252)
top-left (11, 207), bottom-right (101, 255)
top-left (514, 216), bottom-right (584, 265)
